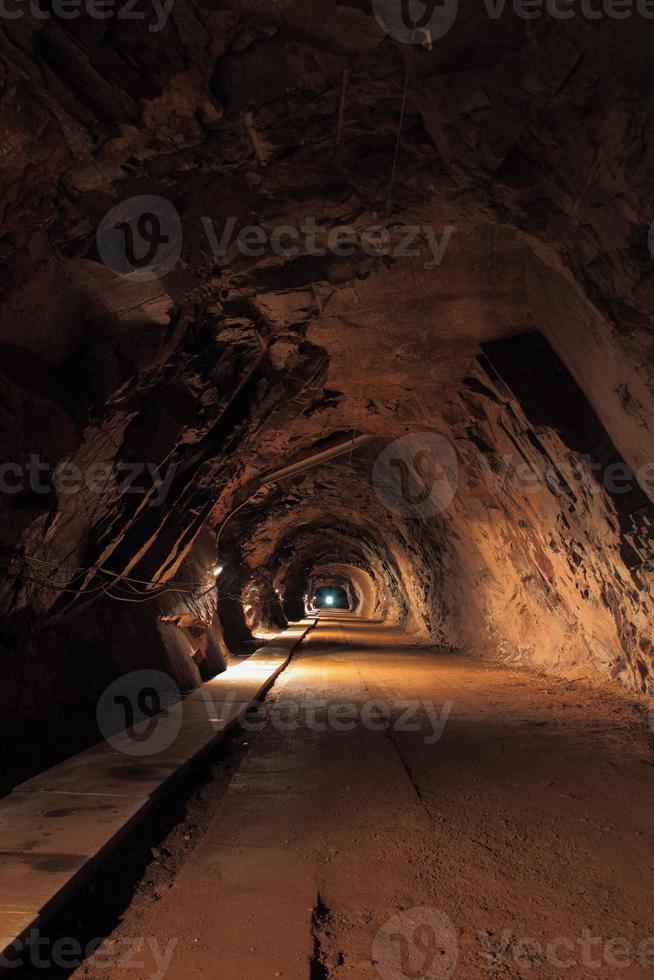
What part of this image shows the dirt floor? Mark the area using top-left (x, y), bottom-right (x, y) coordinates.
top-left (24, 613), bottom-right (654, 980)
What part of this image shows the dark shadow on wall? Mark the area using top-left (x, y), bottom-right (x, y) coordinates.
top-left (479, 333), bottom-right (653, 572)
top-left (480, 333), bottom-right (649, 527)
top-left (217, 595), bottom-right (260, 656)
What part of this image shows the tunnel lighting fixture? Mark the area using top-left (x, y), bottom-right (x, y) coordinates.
top-left (210, 565), bottom-right (224, 578)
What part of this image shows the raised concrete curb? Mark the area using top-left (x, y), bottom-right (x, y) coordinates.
top-left (0, 620), bottom-right (315, 967)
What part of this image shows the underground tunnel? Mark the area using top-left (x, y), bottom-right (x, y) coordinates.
top-left (0, 1), bottom-right (654, 977)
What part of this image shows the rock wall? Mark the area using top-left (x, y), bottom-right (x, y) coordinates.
top-left (1, 1), bottom-right (654, 758)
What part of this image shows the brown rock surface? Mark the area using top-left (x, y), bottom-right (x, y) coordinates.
top-left (0, 1), bottom-right (653, 772)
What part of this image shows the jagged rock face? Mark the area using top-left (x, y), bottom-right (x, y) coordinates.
top-left (222, 346), bottom-right (654, 692)
top-left (0, 0), bottom-right (653, 741)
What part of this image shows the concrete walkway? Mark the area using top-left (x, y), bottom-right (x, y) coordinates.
top-left (96, 613), bottom-right (654, 980)
top-left (0, 621), bottom-right (314, 966)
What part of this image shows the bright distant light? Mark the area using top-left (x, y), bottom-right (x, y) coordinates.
top-left (325, 595), bottom-right (334, 606)
top-left (210, 565), bottom-right (223, 577)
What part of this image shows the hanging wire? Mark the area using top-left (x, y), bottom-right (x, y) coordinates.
top-left (347, 35), bottom-right (417, 465)
top-left (0, 548), bottom-right (218, 605)
top-left (339, 31), bottom-right (418, 572)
